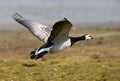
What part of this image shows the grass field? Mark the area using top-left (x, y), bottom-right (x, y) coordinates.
top-left (0, 27), bottom-right (120, 81)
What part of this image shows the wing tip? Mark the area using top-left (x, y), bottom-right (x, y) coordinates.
top-left (12, 12), bottom-right (23, 20)
top-left (64, 18), bottom-right (68, 21)
top-left (63, 18), bottom-right (73, 26)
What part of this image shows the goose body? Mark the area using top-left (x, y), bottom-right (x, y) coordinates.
top-left (50, 38), bottom-right (71, 53)
top-left (13, 12), bottom-right (93, 60)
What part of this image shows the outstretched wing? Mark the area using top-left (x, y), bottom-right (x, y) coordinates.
top-left (13, 12), bottom-right (52, 43)
top-left (48, 18), bottom-right (72, 43)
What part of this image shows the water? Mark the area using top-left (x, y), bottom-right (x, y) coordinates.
top-left (0, 0), bottom-right (120, 29)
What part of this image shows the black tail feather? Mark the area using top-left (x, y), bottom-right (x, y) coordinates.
top-left (30, 51), bottom-right (48, 60)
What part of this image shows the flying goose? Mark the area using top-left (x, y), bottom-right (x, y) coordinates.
top-left (13, 12), bottom-right (93, 60)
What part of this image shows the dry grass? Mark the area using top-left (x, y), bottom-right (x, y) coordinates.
top-left (0, 27), bottom-right (120, 81)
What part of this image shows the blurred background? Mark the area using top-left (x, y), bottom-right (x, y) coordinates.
top-left (0, 0), bottom-right (120, 29)
top-left (0, 0), bottom-right (120, 81)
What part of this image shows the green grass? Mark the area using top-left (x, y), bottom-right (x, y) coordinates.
top-left (0, 27), bottom-right (120, 81)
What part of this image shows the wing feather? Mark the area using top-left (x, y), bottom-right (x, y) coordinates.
top-left (48, 18), bottom-right (72, 43)
top-left (13, 12), bottom-right (52, 43)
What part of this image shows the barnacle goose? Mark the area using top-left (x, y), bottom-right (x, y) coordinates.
top-left (13, 12), bottom-right (93, 60)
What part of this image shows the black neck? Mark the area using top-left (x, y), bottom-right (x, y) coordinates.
top-left (70, 35), bottom-right (85, 46)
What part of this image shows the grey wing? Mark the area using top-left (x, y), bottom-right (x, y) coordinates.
top-left (13, 12), bottom-right (52, 43)
top-left (48, 18), bottom-right (72, 43)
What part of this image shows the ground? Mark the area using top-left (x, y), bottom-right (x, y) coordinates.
top-left (0, 27), bottom-right (120, 81)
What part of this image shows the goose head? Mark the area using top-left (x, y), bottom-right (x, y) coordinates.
top-left (85, 34), bottom-right (93, 40)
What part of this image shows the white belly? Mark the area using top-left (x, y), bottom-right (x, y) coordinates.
top-left (50, 39), bottom-right (71, 53)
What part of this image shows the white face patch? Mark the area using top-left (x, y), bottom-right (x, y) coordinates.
top-left (85, 34), bottom-right (93, 39)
